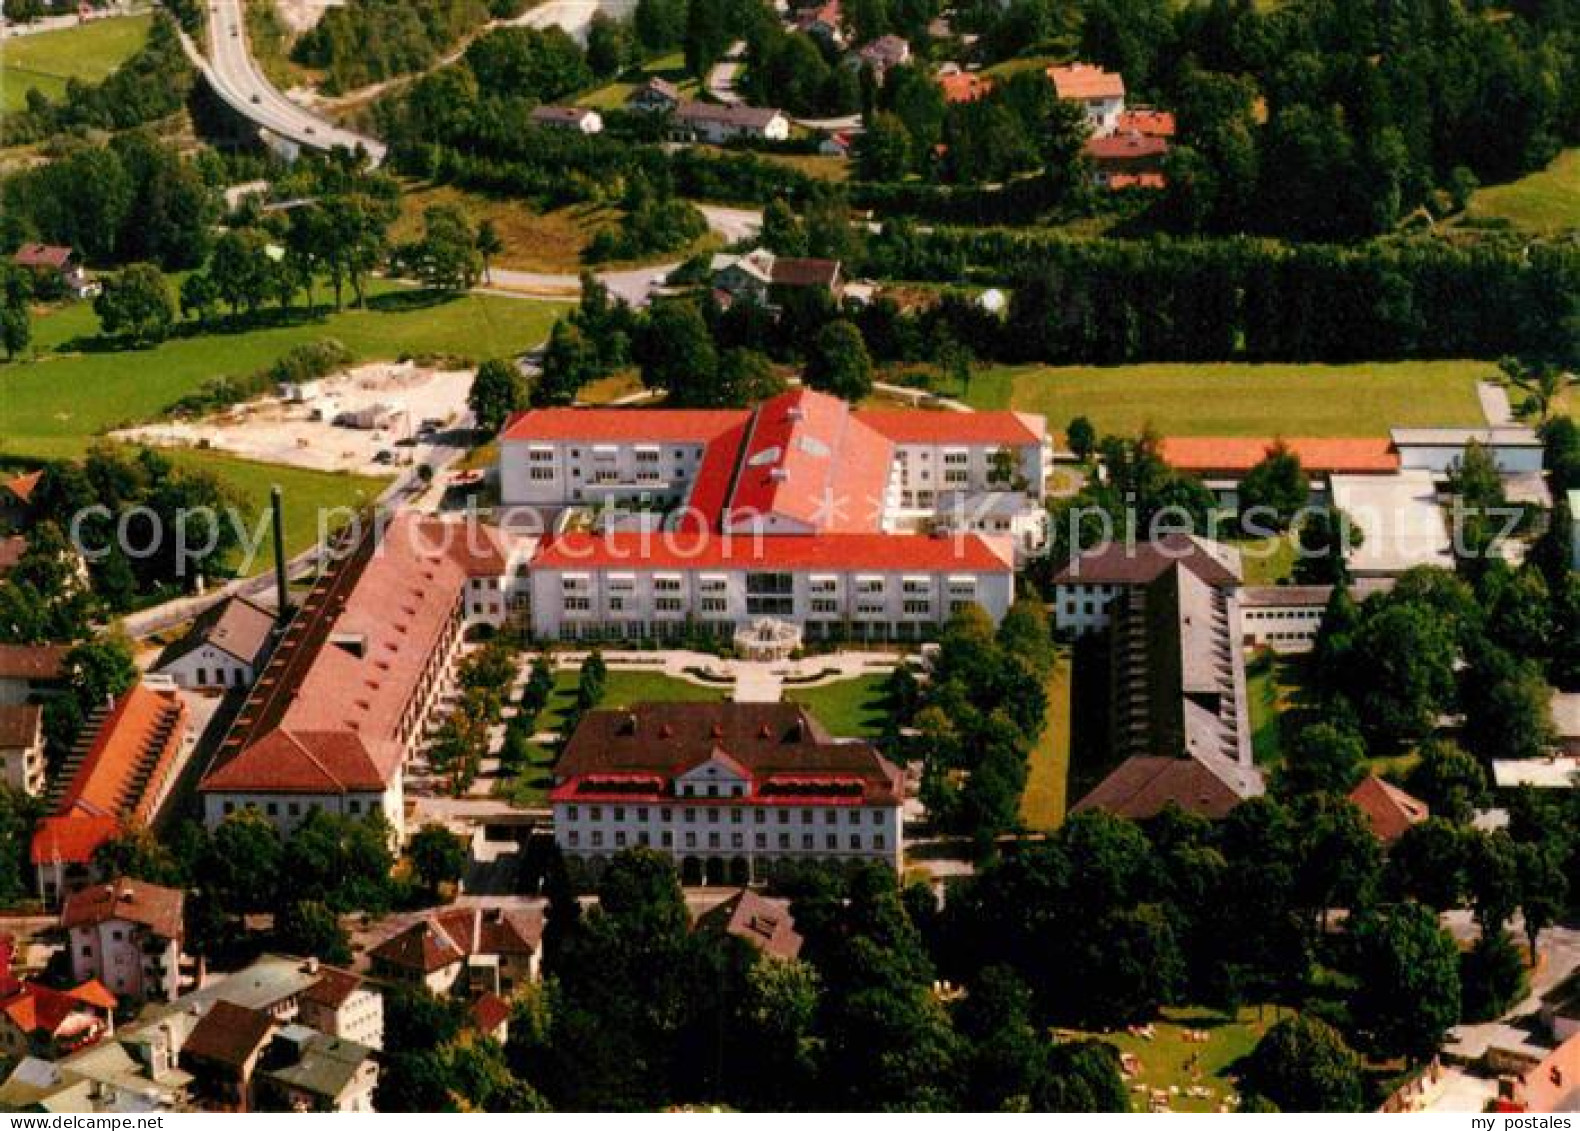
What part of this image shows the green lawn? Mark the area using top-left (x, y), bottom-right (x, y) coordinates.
top-left (541, 668), bottom-right (726, 733)
top-left (1071, 1005), bottom-right (1286, 1112)
top-left (981, 360), bottom-right (1493, 437)
top-left (494, 739), bottom-right (558, 808)
top-left (5, 285), bottom-right (567, 464)
top-left (1020, 646), bottom-right (1072, 830)
top-left (1230, 534), bottom-right (1296, 585)
top-left (1465, 149), bottom-right (1580, 234)
top-left (0, 13), bottom-right (153, 111)
top-left (785, 673), bottom-right (891, 738)
top-left (579, 52), bottom-right (698, 110)
top-left (164, 449), bottom-right (390, 561)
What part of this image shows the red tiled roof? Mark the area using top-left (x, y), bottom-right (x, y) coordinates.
top-left (200, 728), bottom-right (400, 794)
top-left (695, 890), bottom-right (803, 960)
top-left (1048, 63), bottom-right (1125, 100)
top-left (768, 258), bottom-right (841, 288)
top-left (66, 980), bottom-right (117, 1010)
top-left (182, 1000), bottom-right (275, 1069)
top-left (0, 980), bottom-right (113, 1041)
top-left (938, 71), bottom-right (991, 103)
top-left (856, 409), bottom-right (1043, 447)
top-left (0, 643), bottom-right (69, 682)
top-left (31, 684), bottom-right (187, 865)
top-left (532, 530), bottom-right (1014, 573)
top-left (470, 992), bottom-right (511, 1034)
top-left (12, 244), bottom-right (72, 270)
top-left (1086, 133), bottom-right (1169, 162)
top-left (1348, 775), bottom-right (1429, 843)
top-left (2, 469), bottom-right (44, 505)
top-left (1071, 756), bottom-right (1247, 820)
top-left (554, 702), bottom-right (903, 807)
top-left (370, 908), bottom-right (542, 973)
top-left (1117, 108), bottom-right (1175, 137)
top-left (501, 408), bottom-right (748, 444)
top-left (1106, 172), bottom-right (1167, 190)
top-left (1160, 436), bottom-right (1400, 475)
top-left (300, 966), bottom-right (364, 1010)
top-left (61, 877), bottom-right (184, 939)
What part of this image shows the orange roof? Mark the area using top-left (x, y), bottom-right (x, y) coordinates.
top-left (66, 979), bottom-right (118, 1010)
top-left (1048, 63), bottom-right (1125, 100)
top-left (856, 409), bottom-right (1043, 447)
top-left (2, 469), bottom-right (43, 505)
top-left (937, 71), bottom-right (991, 103)
top-left (1160, 436), bottom-right (1399, 475)
top-left (1117, 108), bottom-right (1175, 137)
top-left (1348, 776), bottom-right (1429, 843)
top-left (501, 408), bottom-right (747, 444)
top-left (1106, 172), bottom-right (1167, 190)
top-left (1086, 133), bottom-right (1169, 162)
top-left (30, 815), bottom-right (123, 867)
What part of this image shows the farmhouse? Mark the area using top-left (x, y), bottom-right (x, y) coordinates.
top-left (155, 595), bottom-right (277, 691)
top-left (672, 101), bottom-right (790, 144)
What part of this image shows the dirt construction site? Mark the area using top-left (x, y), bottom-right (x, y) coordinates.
top-left (115, 361), bottom-right (474, 475)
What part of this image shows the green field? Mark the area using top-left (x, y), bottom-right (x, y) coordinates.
top-left (1020, 647), bottom-right (1073, 830)
top-left (1465, 149), bottom-right (1580, 234)
top-left (1071, 1005), bottom-right (1286, 1112)
top-left (786, 673), bottom-right (891, 738)
top-left (580, 52), bottom-right (698, 110)
top-left (0, 13), bottom-right (153, 111)
top-left (974, 360), bottom-right (1492, 437)
top-left (5, 285), bottom-right (567, 463)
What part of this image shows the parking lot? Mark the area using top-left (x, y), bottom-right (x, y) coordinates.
top-left (116, 361), bottom-right (474, 476)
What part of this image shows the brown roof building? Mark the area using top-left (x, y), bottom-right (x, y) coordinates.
top-left (180, 1000), bottom-right (276, 1112)
top-left (695, 889), bottom-right (804, 961)
top-left (368, 907), bottom-right (543, 996)
top-left (1348, 776), bottom-right (1429, 843)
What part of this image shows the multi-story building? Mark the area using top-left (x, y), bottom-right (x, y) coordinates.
top-left (31, 683), bottom-right (189, 906)
top-left (552, 702), bottom-right (904, 884)
top-left (500, 388), bottom-right (1041, 641)
top-left (1050, 535), bottom-right (1243, 637)
top-left (154, 595), bottom-right (277, 691)
top-left (60, 878), bottom-right (187, 1002)
top-left (197, 515), bottom-right (529, 840)
top-left (1238, 579), bottom-right (1394, 653)
top-left (0, 643), bottom-right (68, 707)
top-left (368, 908), bottom-right (542, 996)
top-left (0, 703), bottom-right (46, 796)
top-left (1048, 62), bottom-right (1126, 134)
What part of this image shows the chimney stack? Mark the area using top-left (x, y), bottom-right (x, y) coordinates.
top-left (271, 486), bottom-right (290, 621)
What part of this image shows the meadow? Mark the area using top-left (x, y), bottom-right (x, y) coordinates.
top-left (0, 13), bottom-right (152, 111)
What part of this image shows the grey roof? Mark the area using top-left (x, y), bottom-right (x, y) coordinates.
top-left (264, 1031), bottom-right (372, 1099)
top-left (1238, 578), bottom-right (1394, 608)
top-left (1389, 426), bottom-right (1540, 447)
top-left (1052, 534), bottom-right (1242, 587)
top-left (675, 100), bottom-right (785, 129)
top-left (157, 596), bottom-right (275, 668)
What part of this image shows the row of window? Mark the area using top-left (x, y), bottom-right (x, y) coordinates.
top-left (564, 804), bottom-right (884, 825)
top-left (566, 829), bottom-right (887, 851)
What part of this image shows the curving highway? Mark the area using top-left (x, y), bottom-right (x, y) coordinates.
top-left (192, 0), bottom-right (386, 162)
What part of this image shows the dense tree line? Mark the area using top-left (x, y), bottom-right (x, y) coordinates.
top-left (1, 133), bottom-right (221, 269)
top-left (292, 0), bottom-right (525, 93)
top-left (0, 14), bottom-right (195, 146)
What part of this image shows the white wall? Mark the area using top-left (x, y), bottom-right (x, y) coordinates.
top-left (159, 643), bottom-right (253, 690)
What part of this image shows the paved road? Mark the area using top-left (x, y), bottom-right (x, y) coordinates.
top-left (2, 4), bottom-right (149, 38)
top-left (189, 0), bottom-right (386, 162)
top-left (705, 40), bottom-right (747, 104)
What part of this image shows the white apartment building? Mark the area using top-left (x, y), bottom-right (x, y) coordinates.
top-left (1051, 535), bottom-right (1244, 636)
top-left (552, 702), bottom-right (904, 885)
top-left (60, 878), bottom-right (187, 1002)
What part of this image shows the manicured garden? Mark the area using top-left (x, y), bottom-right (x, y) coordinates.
top-left (0, 13), bottom-right (153, 111)
top-left (786, 673), bottom-right (892, 738)
top-left (538, 667), bottom-right (726, 734)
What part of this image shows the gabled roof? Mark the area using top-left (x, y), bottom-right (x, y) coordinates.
top-left (857, 409), bottom-right (1043, 447)
top-left (12, 244), bottom-right (72, 270)
top-left (470, 992), bottom-right (511, 1034)
top-left (1048, 62), bottom-right (1125, 100)
top-left (0, 981), bottom-right (113, 1041)
top-left (675, 101), bottom-right (786, 129)
top-left (1085, 132), bottom-right (1168, 161)
top-left (1160, 436), bottom-right (1399, 476)
top-left (0, 704), bottom-right (41, 748)
top-left (181, 1001), bottom-right (274, 1070)
top-left (1051, 534), bottom-right (1242, 587)
top-left (1071, 756), bottom-right (1248, 821)
top-left (769, 257), bottom-right (841, 288)
top-left (299, 967), bottom-right (365, 1010)
top-left (1348, 775), bottom-right (1429, 842)
top-left (157, 595), bottom-right (275, 669)
top-left (2, 469), bottom-right (44, 505)
top-left (695, 890), bottom-right (803, 960)
top-left (0, 644), bottom-right (68, 682)
top-left (1116, 108), bottom-right (1175, 137)
top-left (199, 728), bottom-right (400, 794)
top-left (61, 878), bottom-right (184, 940)
top-left (501, 408), bottom-right (748, 444)
top-left (368, 908), bottom-right (542, 973)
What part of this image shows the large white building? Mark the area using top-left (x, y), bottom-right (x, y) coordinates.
top-left (552, 702), bottom-right (904, 885)
top-left (198, 516), bottom-right (530, 840)
top-left (500, 388), bottom-right (1041, 641)
top-left (1051, 535), bottom-right (1243, 637)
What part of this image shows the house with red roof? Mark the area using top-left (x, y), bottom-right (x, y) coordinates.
top-left (368, 907), bottom-right (542, 995)
top-left (1086, 130), bottom-right (1170, 190)
top-left (196, 515), bottom-right (528, 839)
top-left (0, 965), bottom-right (116, 1061)
top-left (937, 68), bottom-right (992, 103)
top-left (501, 388), bottom-right (1041, 642)
top-left (11, 244), bottom-right (94, 298)
top-left (695, 889), bottom-right (804, 960)
top-left (30, 684), bottom-right (189, 906)
top-left (61, 878), bottom-right (188, 1002)
top-left (1048, 62), bottom-right (1126, 133)
top-left (552, 702), bottom-right (903, 883)
top-left (1347, 775), bottom-right (1429, 843)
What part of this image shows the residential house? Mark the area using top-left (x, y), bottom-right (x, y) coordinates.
top-left (179, 1000), bottom-right (275, 1112)
top-left (937, 69), bottom-right (991, 103)
top-left (297, 966), bottom-right (384, 1052)
top-left (793, 0), bottom-right (845, 46)
top-left (367, 907), bottom-right (543, 996)
top-left (468, 993), bottom-right (511, 1044)
top-left (552, 702), bottom-right (905, 884)
top-left (672, 101), bottom-right (791, 144)
top-left (711, 247), bottom-right (844, 305)
top-left (0, 703), bottom-right (46, 796)
top-left (694, 889), bottom-right (803, 960)
top-left (197, 516), bottom-right (528, 839)
top-left (627, 76), bottom-right (681, 112)
top-left (1347, 775), bottom-right (1429, 843)
top-left (1116, 108), bottom-right (1175, 137)
top-left (258, 1027), bottom-right (378, 1113)
top-left (529, 105), bottom-right (604, 134)
top-left (31, 683), bottom-right (190, 906)
top-left (856, 34), bottom-right (910, 77)
top-left (0, 643), bottom-right (69, 707)
top-left (0, 979), bottom-right (116, 1062)
top-left (155, 595), bottom-right (277, 691)
top-left (1048, 63), bottom-right (1126, 134)
top-left (11, 244), bottom-right (94, 298)
top-left (1085, 131), bottom-right (1168, 189)
top-left (0, 469), bottom-right (44, 531)
top-left (60, 877), bottom-right (187, 1002)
